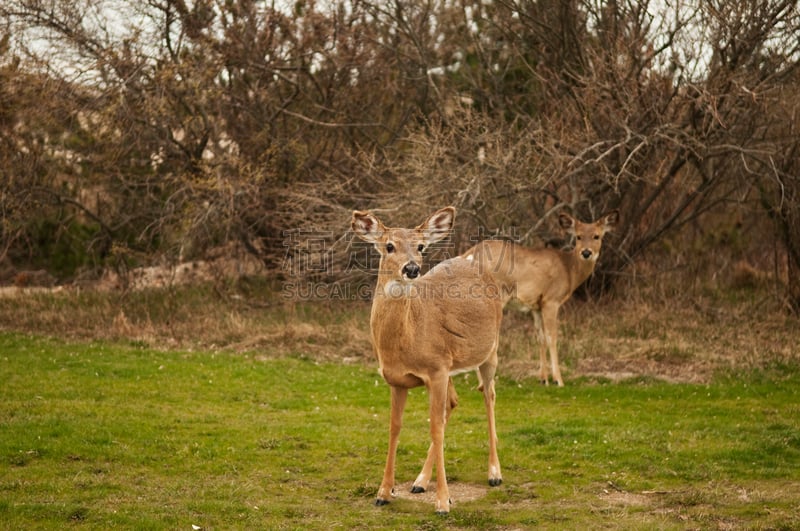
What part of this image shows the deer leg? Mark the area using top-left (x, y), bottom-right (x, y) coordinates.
top-left (428, 374), bottom-right (451, 514)
top-left (478, 360), bottom-right (502, 487)
top-left (376, 385), bottom-right (408, 506)
top-left (532, 309), bottom-right (549, 385)
top-left (541, 303), bottom-right (564, 387)
top-left (412, 378), bottom-right (458, 494)
top-left (412, 448), bottom-right (433, 494)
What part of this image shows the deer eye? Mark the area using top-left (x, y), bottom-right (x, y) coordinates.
top-left (386, 243), bottom-right (395, 253)
top-left (417, 244), bottom-right (425, 252)
top-left (593, 235), bottom-right (600, 240)
top-left (576, 236), bottom-right (582, 241)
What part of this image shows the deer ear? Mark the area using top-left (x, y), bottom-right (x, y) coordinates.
top-left (558, 213), bottom-right (576, 233)
top-left (601, 210), bottom-right (620, 232)
top-left (351, 211), bottom-right (384, 243)
top-left (418, 206), bottom-right (455, 245)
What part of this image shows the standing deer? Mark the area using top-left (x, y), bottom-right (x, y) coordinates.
top-left (351, 206), bottom-right (504, 515)
top-left (463, 210), bottom-right (619, 387)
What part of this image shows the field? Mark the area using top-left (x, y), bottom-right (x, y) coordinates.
top-left (1, 283), bottom-right (799, 529)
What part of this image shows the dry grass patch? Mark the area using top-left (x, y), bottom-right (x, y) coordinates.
top-left (0, 281), bottom-right (374, 362)
top-left (498, 291), bottom-right (800, 384)
top-left (1, 280), bottom-right (799, 384)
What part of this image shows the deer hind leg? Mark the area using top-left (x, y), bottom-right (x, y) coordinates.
top-left (478, 360), bottom-right (502, 487)
top-left (541, 302), bottom-right (564, 387)
top-left (376, 386), bottom-right (408, 506)
top-left (532, 310), bottom-right (549, 385)
top-left (412, 377), bottom-right (458, 494)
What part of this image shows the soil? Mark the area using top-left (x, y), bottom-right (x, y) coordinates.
top-left (391, 481), bottom-right (489, 505)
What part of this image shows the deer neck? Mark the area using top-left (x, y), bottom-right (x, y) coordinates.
top-left (370, 275), bottom-right (417, 339)
top-left (373, 272), bottom-right (418, 300)
top-left (562, 251), bottom-right (598, 293)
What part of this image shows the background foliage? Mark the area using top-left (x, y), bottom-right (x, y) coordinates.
top-left (1, 0), bottom-right (799, 307)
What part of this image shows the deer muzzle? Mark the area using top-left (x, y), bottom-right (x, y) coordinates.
top-left (402, 262), bottom-right (421, 279)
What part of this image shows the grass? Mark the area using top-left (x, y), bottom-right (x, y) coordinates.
top-left (1, 281), bottom-right (799, 528)
top-left (2, 328), bottom-right (799, 529)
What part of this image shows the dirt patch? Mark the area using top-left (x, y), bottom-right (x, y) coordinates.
top-left (600, 489), bottom-right (652, 507)
top-left (391, 481), bottom-right (488, 505)
top-left (0, 286), bottom-right (67, 298)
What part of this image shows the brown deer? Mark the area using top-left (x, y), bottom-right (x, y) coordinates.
top-left (351, 206), bottom-right (504, 515)
top-left (463, 210), bottom-right (619, 387)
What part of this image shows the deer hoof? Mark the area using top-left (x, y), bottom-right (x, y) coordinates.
top-left (435, 499), bottom-right (452, 515)
top-left (410, 485), bottom-right (426, 494)
top-left (375, 498), bottom-right (390, 507)
top-left (489, 478), bottom-right (503, 487)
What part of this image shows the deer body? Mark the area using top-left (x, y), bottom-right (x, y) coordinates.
top-left (352, 207), bottom-right (504, 514)
top-left (464, 211), bottom-right (619, 386)
top-left (370, 259), bottom-right (501, 384)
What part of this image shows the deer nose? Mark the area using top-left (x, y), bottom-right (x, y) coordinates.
top-left (402, 262), bottom-right (420, 279)
top-left (581, 249), bottom-right (592, 260)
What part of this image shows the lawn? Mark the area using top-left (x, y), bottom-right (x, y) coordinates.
top-left (1, 331), bottom-right (798, 529)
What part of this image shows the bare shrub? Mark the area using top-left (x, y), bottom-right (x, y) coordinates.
top-left (1, 0), bottom-right (800, 310)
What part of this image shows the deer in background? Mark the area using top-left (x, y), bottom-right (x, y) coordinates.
top-left (351, 206), bottom-right (504, 515)
top-left (463, 210), bottom-right (619, 387)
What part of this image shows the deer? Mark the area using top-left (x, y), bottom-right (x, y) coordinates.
top-left (351, 206), bottom-right (504, 515)
top-left (463, 210), bottom-right (619, 387)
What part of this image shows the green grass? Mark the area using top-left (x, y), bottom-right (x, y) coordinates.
top-left (1, 332), bottom-right (799, 529)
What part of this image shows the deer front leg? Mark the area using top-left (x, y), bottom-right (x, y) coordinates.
top-left (428, 375), bottom-right (451, 514)
top-left (412, 378), bottom-right (458, 494)
top-left (532, 310), bottom-right (549, 385)
top-left (541, 303), bottom-right (564, 387)
top-left (478, 361), bottom-right (502, 487)
top-left (376, 386), bottom-right (408, 506)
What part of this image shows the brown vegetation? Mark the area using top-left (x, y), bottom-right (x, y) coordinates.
top-left (1, 276), bottom-right (797, 385)
top-left (1, 1), bottom-right (799, 311)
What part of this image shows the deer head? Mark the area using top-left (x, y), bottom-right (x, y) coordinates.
top-left (559, 210), bottom-right (619, 263)
top-left (352, 207), bottom-right (455, 283)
